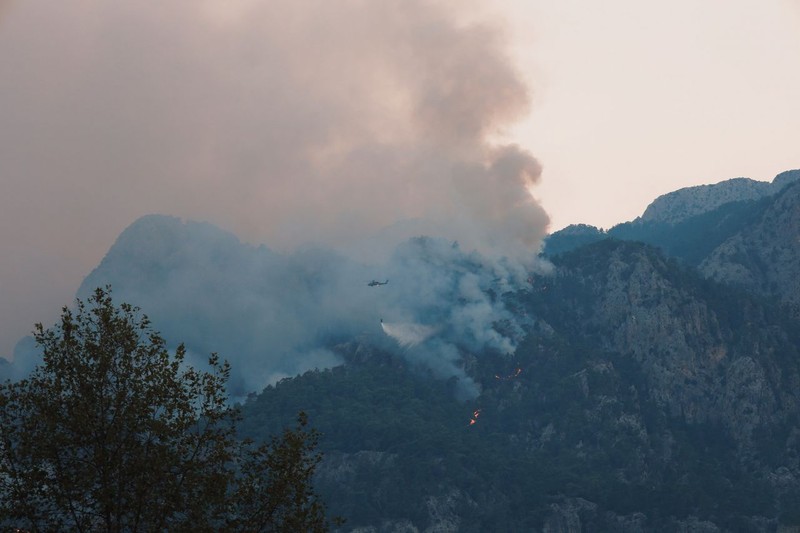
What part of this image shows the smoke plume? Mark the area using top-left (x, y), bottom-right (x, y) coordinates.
top-left (0, 0), bottom-right (549, 370)
top-left (3, 216), bottom-right (538, 398)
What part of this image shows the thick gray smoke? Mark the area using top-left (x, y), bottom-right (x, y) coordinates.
top-left (376, 236), bottom-right (533, 398)
top-left (4, 215), bottom-right (537, 398)
top-left (0, 0), bottom-right (549, 358)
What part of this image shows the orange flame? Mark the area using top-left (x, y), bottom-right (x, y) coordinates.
top-left (495, 367), bottom-right (523, 381)
top-left (468, 408), bottom-right (482, 426)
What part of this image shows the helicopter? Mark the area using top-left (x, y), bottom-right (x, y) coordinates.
top-left (367, 279), bottom-right (389, 287)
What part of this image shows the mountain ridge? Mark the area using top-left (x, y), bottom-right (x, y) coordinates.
top-left (639, 170), bottom-right (800, 225)
top-left (5, 168), bottom-right (800, 530)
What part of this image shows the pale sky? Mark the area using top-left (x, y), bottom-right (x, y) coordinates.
top-left (501, 0), bottom-right (800, 230)
top-left (1, 0), bottom-right (798, 358)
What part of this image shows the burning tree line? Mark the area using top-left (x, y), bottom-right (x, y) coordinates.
top-left (0, 287), bottom-right (339, 532)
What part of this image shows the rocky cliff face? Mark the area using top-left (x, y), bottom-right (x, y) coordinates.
top-left (639, 171), bottom-right (799, 225)
top-left (640, 178), bottom-right (770, 225)
top-left (546, 241), bottom-right (800, 452)
top-left (773, 169), bottom-right (800, 190)
top-left (523, 242), bottom-right (800, 529)
top-left (700, 180), bottom-right (800, 311)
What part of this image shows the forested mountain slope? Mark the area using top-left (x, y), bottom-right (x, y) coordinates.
top-left (8, 169), bottom-right (800, 531)
top-left (239, 240), bottom-right (800, 531)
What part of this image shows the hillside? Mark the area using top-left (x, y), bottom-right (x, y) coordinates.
top-left (239, 240), bottom-right (800, 531)
top-left (8, 168), bottom-right (800, 531)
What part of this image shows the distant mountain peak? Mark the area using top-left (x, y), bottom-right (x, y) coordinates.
top-left (640, 177), bottom-right (770, 225)
top-left (773, 168), bottom-right (800, 190)
top-left (638, 171), bottom-right (800, 225)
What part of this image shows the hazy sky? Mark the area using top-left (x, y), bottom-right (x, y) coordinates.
top-left (1, 0), bottom-right (798, 358)
top-left (500, 0), bottom-right (800, 230)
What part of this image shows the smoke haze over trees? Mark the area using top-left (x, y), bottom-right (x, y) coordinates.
top-left (40, 215), bottom-right (538, 397)
top-left (0, 0), bottom-right (548, 358)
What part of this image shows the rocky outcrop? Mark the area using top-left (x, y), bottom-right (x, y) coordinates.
top-left (549, 241), bottom-right (800, 449)
top-left (639, 171), bottom-right (800, 225)
top-left (700, 180), bottom-right (800, 310)
top-left (640, 178), bottom-right (771, 225)
top-left (772, 169), bottom-right (800, 190)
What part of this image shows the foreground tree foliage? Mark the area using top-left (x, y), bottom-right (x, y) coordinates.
top-left (0, 287), bottom-right (334, 532)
